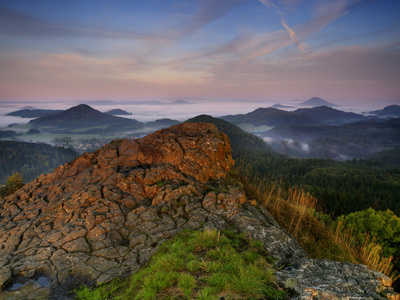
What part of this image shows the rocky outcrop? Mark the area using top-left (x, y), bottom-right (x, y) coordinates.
top-left (0, 123), bottom-right (398, 299)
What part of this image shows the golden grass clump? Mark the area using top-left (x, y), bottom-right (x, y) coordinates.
top-left (241, 175), bottom-right (398, 281)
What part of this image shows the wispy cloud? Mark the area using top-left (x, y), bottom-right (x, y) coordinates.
top-left (167, 0), bottom-right (360, 69)
top-left (1, 0), bottom-right (399, 104)
top-left (296, 0), bottom-right (355, 40)
top-left (258, 0), bottom-right (305, 52)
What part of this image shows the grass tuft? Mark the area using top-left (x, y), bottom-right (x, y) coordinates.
top-left (74, 228), bottom-right (286, 299)
top-left (197, 287), bottom-right (219, 300)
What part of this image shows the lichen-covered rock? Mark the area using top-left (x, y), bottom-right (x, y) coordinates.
top-left (0, 123), bottom-right (397, 299)
top-left (276, 259), bottom-right (397, 300)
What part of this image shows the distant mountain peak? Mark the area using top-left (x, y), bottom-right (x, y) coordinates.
top-left (294, 106), bottom-right (367, 125)
top-left (105, 108), bottom-right (132, 115)
top-left (271, 103), bottom-right (294, 109)
top-left (69, 103), bottom-right (94, 111)
top-left (221, 107), bottom-right (320, 127)
top-left (369, 105), bottom-right (400, 117)
top-left (6, 108), bottom-right (63, 118)
top-left (299, 97), bottom-right (338, 107)
top-left (29, 104), bottom-right (139, 131)
top-left (56, 104), bottom-right (103, 119)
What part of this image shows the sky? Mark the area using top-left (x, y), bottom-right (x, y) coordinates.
top-left (0, 0), bottom-right (400, 109)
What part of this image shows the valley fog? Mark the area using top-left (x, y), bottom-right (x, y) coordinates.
top-left (0, 98), bottom-right (388, 128)
top-left (0, 100), bottom-right (273, 127)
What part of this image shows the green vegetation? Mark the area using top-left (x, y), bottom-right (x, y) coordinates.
top-left (0, 172), bottom-right (24, 197)
top-left (15, 133), bottom-right (115, 144)
top-left (239, 175), bottom-right (399, 281)
top-left (234, 147), bottom-right (400, 286)
top-left (185, 114), bottom-right (271, 152)
top-left (0, 130), bottom-right (17, 138)
top-left (265, 118), bottom-right (400, 158)
top-left (334, 208), bottom-right (400, 258)
top-left (234, 148), bottom-right (400, 216)
top-left (75, 229), bottom-right (285, 300)
top-left (0, 141), bottom-right (78, 184)
top-left (368, 147), bottom-right (400, 168)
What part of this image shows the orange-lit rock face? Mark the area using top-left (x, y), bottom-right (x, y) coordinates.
top-left (50, 122), bottom-right (234, 186)
top-left (121, 123), bottom-right (234, 183)
top-left (0, 123), bottom-right (241, 297)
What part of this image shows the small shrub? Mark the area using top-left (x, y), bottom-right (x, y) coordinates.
top-left (0, 172), bottom-right (24, 197)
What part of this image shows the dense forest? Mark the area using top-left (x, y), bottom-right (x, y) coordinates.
top-left (232, 146), bottom-right (400, 288)
top-left (0, 141), bottom-right (78, 184)
top-left (233, 148), bottom-right (400, 217)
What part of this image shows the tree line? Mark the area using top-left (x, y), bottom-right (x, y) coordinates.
top-left (233, 148), bottom-right (400, 217)
top-left (0, 141), bottom-right (78, 184)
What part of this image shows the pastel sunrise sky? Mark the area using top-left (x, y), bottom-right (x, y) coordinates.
top-left (0, 0), bottom-right (399, 107)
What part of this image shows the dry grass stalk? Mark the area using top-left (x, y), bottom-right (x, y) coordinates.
top-left (243, 177), bottom-right (398, 281)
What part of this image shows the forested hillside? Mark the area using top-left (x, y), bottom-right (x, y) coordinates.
top-left (234, 148), bottom-right (400, 216)
top-left (6, 109), bottom-right (63, 118)
top-left (29, 104), bottom-right (141, 133)
top-left (0, 141), bottom-right (78, 184)
top-left (232, 146), bottom-right (400, 289)
top-left (185, 114), bottom-right (271, 151)
top-left (221, 107), bottom-right (320, 126)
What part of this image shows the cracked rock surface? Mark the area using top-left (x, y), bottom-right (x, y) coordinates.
top-left (0, 123), bottom-right (398, 299)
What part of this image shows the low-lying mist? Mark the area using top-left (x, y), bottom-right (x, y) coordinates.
top-left (0, 99), bottom-right (278, 127)
top-left (1, 99), bottom-right (397, 160)
top-left (0, 98), bottom-right (382, 128)
top-left (262, 135), bottom-right (392, 161)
